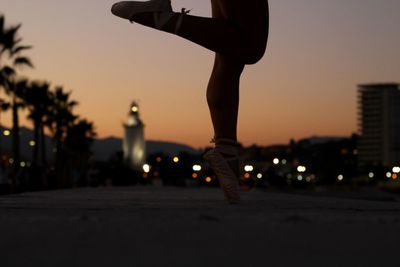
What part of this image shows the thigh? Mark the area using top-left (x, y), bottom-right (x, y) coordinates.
top-left (215, 0), bottom-right (269, 43)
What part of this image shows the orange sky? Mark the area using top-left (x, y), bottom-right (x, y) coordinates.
top-left (1, 0), bottom-right (399, 148)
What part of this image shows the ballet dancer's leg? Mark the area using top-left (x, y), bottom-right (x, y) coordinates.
top-left (111, 0), bottom-right (269, 203)
top-left (113, 0), bottom-right (269, 64)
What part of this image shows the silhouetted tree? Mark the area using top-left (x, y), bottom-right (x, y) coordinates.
top-left (24, 81), bottom-right (52, 166)
top-left (47, 86), bottom-right (78, 188)
top-left (0, 16), bottom-right (33, 190)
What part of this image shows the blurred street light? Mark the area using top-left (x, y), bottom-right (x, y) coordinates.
top-left (297, 166), bottom-right (306, 173)
top-left (244, 165), bottom-right (254, 172)
top-left (143, 164), bottom-right (150, 173)
top-left (192, 165), bottom-right (202, 172)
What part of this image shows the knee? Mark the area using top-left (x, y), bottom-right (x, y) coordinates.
top-left (241, 43), bottom-right (267, 65)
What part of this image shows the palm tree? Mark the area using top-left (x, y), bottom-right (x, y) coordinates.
top-left (9, 79), bottom-right (28, 166)
top-left (48, 86), bottom-right (78, 188)
top-left (0, 15), bottom-right (33, 173)
top-left (24, 81), bottom-right (52, 167)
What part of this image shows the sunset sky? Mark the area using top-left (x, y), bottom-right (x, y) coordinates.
top-left (1, 0), bottom-right (399, 148)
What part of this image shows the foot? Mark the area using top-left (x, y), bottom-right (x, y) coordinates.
top-left (203, 148), bottom-right (241, 204)
top-left (111, 0), bottom-right (173, 21)
top-left (111, 0), bottom-right (188, 34)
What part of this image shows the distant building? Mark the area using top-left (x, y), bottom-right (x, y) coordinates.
top-left (357, 83), bottom-right (400, 167)
top-left (123, 101), bottom-right (146, 170)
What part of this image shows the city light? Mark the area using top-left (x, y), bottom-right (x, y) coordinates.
top-left (392, 167), bottom-right (400, 174)
top-left (192, 173), bottom-right (198, 179)
top-left (386, 172), bottom-right (392, 178)
top-left (29, 140), bottom-right (36, 147)
top-left (297, 175), bottom-right (303, 181)
top-left (156, 157), bottom-right (162, 163)
top-left (3, 130), bottom-right (11, 136)
top-left (273, 158), bottom-right (280, 165)
top-left (368, 172), bottom-right (374, 179)
top-left (337, 174), bottom-right (344, 181)
top-left (205, 177), bottom-right (212, 183)
top-left (297, 166), bottom-right (306, 173)
top-left (131, 106), bottom-right (138, 113)
top-left (192, 165), bottom-right (202, 172)
top-left (244, 165), bottom-right (254, 172)
top-left (20, 162), bottom-right (26, 168)
top-left (392, 174), bottom-right (398, 180)
top-left (306, 176), bottom-right (312, 182)
top-left (9, 158), bottom-right (14, 164)
top-left (244, 173), bottom-right (251, 179)
top-left (257, 173), bottom-right (263, 179)
top-left (281, 159), bottom-right (287, 164)
top-left (173, 156), bottom-right (179, 163)
top-left (142, 164), bottom-right (150, 173)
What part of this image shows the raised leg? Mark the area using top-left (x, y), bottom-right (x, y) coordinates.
top-left (117, 0), bottom-right (269, 65)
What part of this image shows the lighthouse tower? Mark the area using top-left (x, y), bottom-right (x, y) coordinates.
top-left (123, 101), bottom-right (146, 171)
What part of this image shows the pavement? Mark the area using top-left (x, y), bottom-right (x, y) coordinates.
top-left (1, 186), bottom-right (400, 267)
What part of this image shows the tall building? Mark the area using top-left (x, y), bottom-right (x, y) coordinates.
top-left (357, 83), bottom-right (400, 167)
top-left (123, 101), bottom-right (146, 170)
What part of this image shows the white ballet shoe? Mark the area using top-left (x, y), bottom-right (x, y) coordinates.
top-left (111, 0), bottom-right (190, 33)
top-left (203, 148), bottom-right (241, 204)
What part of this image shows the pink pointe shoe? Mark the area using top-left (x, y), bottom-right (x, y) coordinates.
top-left (111, 0), bottom-right (189, 33)
top-left (204, 149), bottom-right (241, 204)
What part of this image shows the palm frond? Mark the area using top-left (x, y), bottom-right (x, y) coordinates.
top-left (0, 66), bottom-right (16, 88)
top-left (1, 66), bottom-right (16, 76)
top-left (11, 45), bottom-right (33, 55)
top-left (13, 56), bottom-right (34, 68)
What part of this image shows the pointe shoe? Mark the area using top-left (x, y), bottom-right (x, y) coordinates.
top-left (204, 149), bottom-right (241, 204)
top-left (111, 0), bottom-right (189, 33)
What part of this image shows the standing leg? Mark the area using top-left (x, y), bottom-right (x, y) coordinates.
top-left (207, 55), bottom-right (243, 142)
top-left (202, 0), bottom-right (245, 203)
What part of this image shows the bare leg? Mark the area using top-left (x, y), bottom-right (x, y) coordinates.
top-left (204, 0), bottom-right (246, 183)
top-left (207, 54), bottom-right (243, 142)
top-left (129, 0), bottom-right (269, 64)
top-left (113, 0), bottom-right (269, 202)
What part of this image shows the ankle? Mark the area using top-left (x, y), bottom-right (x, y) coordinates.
top-left (213, 138), bottom-right (240, 157)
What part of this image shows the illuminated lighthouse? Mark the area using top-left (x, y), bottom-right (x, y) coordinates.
top-left (123, 101), bottom-right (146, 170)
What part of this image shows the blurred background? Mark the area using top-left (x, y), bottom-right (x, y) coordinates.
top-left (0, 0), bottom-right (399, 194)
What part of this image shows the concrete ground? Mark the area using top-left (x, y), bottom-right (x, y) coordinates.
top-left (1, 186), bottom-right (400, 267)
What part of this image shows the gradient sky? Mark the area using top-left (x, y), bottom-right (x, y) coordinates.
top-left (1, 0), bottom-right (399, 148)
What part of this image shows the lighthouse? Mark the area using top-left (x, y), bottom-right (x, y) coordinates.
top-left (123, 101), bottom-right (146, 171)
